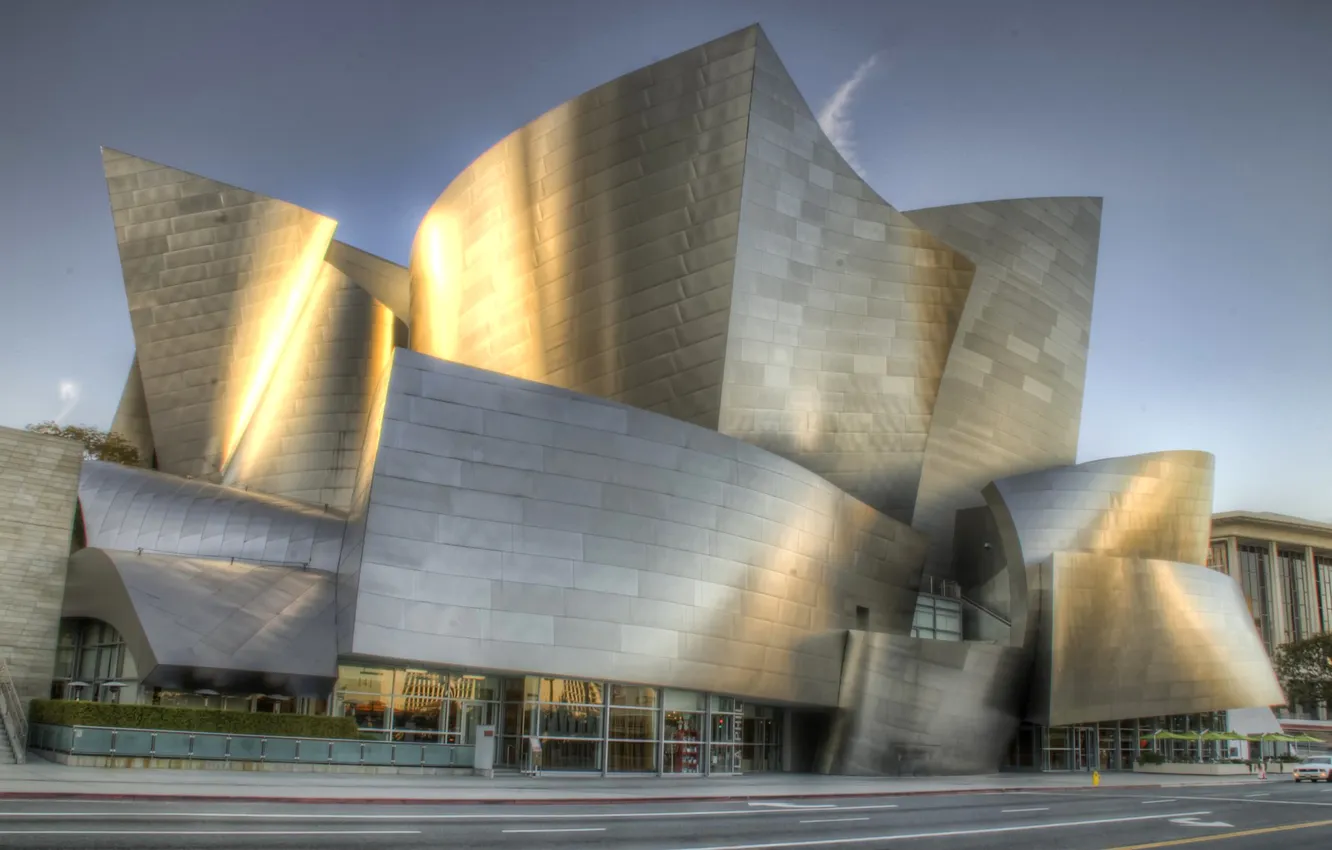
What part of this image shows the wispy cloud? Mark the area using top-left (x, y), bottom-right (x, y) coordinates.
top-left (817, 52), bottom-right (884, 175)
top-left (55, 379), bottom-right (80, 424)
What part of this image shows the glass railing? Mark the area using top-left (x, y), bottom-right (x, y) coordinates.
top-left (29, 723), bottom-right (474, 768)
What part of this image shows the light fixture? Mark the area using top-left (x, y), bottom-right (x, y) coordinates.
top-left (462, 674), bottom-right (486, 680)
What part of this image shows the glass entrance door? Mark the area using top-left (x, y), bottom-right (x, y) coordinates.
top-left (1072, 727), bottom-right (1097, 771)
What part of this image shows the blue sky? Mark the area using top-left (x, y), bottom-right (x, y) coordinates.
top-left (1, 0), bottom-right (1328, 518)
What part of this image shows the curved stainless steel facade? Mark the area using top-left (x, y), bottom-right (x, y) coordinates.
top-left (1038, 552), bottom-right (1283, 727)
top-left (78, 459), bottom-right (346, 571)
top-left (343, 349), bottom-right (928, 706)
top-left (981, 450), bottom-right (1281, 726)
top-left (907, 198), bottom-right (1101, 572)
top-left (985, 449), bottom-right (1216, 569)
top-left (818, 631), bottom-right (1027, 776)
top-left (406, 28), bottom-right (975, 522)
top-left (58, 24), bottom-right (1287, 776)
top-left (63, 547), bottom-right (336, 694)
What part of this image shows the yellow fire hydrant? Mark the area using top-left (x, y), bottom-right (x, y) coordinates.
top-left (1092, 770), bottom-right (1101, 787)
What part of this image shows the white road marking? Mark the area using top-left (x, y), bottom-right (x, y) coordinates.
top-left (659, 810), bottom-right (1214, 849)
top-left (1155, 795), bottom-right (1332, 808)
top-left (502, 827), bottom-right (607, 833)
top-left (1169, 816), bottom-right (1234, 828)
top-left (1000, 807), bottom-right (1049, 813)
top-left (749, 802), bottom-right (837, 809)
top-left (0, 803), bottom-right (902, 821)
top-left (1246, 792), bottom-right (1271, 797)
top-left (1142, 799), bottom-right (1178, 804)
top-left (0, 830), bottom-right (421, 836)
top-left (800, 817), bottom-right (870, 824)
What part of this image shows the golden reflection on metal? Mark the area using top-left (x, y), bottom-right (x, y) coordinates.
top-left (223, 216), bottom-right (338, 466)
top-left (223, 262), bottom-right (338, 483)
top-left (1044, 552), bottom-right (1284, 726)
top-left (409, 131), bottom-right (544, 382)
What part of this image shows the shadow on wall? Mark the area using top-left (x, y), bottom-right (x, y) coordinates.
top-left (813, 629), bottom-right (1029, 776)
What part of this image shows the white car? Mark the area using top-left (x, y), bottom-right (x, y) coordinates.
top-left (1292, 756), bottom-right (1332, 782)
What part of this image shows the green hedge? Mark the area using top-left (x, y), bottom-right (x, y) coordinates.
top-left (29, 700), bottom-right (360, 739)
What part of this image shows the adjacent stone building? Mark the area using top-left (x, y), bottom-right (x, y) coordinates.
top-left (0, 427), bottom-right (83, 700)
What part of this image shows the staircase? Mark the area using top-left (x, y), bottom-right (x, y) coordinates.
top-left (0, 659), bottom-right (26, 765)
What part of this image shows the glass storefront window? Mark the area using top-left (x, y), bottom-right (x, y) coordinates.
top-left (611, 684), bottom-right (658, 707)
top-left (539, 704), bottom-right (603, 738)
top-left (664, 709), bottom-right (704, 774)
top-left (390, 696), bottom-right (443, 741)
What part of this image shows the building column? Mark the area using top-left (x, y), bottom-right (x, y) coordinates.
top-left (1225, 537), bottom-right (1241, 580)
top-left (781, 708), bottom-right (794, 773)
top-left (1304, 546), bottom-right (1320, 636)
top-left (1269, 541), bottom-right (1290, 647)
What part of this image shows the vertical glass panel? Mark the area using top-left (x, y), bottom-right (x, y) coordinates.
top-left (611, 684), bottom-right (659, 707)
top-left (664, 711), bottom-right (704, 774)
top-left (663, 689), bottom-right (705, 711)
top-left (390, 696), bottom-right (443, 741)
top-left (609, 708), bottom-right (657, 740)
top-left (539, 678), bottom-right (603, 706)
top-left (540, 739), bottom-right (602, 771)
top-left (539, 705), bottom-right (602, 738)
top-left (450, 674), bottom-right (500, 701)
top-left (395, 669), bottom-right (449, 701)
top-left (608, 740), bottom-right (657, 772)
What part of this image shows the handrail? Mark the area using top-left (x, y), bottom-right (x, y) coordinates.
top-left (959, 594), bottom-right (1012, 628)
top-left (0, 659), bottom-right (28, 764)
top-left (29, 723), bottom-right (475, 768)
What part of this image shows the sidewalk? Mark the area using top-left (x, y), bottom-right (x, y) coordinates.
top-left (0, 760), bottom-right (1270, 804)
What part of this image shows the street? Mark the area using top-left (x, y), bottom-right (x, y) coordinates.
top-left (0, 781), bottom-right (1330, 849)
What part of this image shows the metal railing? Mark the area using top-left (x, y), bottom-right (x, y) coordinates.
top-left (29, 724), bottom-right (475, 769)
top-left (0, 659), bottom-right (27, 764)
top-left (959, 594), bottom-right (1012, 628)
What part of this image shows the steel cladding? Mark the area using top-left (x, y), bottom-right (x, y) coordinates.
top-left (66, 23), bottom-right (1284, 775)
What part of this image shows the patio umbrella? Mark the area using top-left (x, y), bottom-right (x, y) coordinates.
top-left (1291, 733), bottom-right (1324, 743)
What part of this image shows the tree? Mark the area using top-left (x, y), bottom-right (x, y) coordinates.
top-left (1273, 633), bottom-right (1332, 709)
top-left (25, 422), bottom-right (142, 466)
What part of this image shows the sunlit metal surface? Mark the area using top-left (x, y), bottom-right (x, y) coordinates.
top-left (342, 348), bottom-right (928, 706)
top-left (103, 148), bottom-right (337, 478)
top-left (408, 28), bottom-right (758, 428)
top-left (717, 31), bottom-right (974, 524)
top-left (982, 450), bottom-right (1281, 725)
top-left (108, 356), bottom-right (155, 468)
top-left (907, 198), bottom-right (1102, 572)
top-left (985, 450), bottom-right (1216, 569)
top-left (1036, 553), bottom-right (1284, 726)
top-left (77, 460), bottom-right (345, 570)
top-left (63, 547), bottom-right (336, 694)
top-left (324, 239), bottom-right (410, 322)
top-left (221, 263), bottom-right (399, 511)
top-left (818, 630), bottom-right (1027, 776)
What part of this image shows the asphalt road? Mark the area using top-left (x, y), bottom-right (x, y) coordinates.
top-left (0, 781), bottom-right (1330, 849)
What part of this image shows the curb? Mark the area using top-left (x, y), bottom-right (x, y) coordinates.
top-left (0, 779), bottom-right (1271, 806)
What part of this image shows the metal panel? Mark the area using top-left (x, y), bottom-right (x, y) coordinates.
top-left (102, 149), bottom-right (337, 479)
top-left (907, 198), bottom-right (1102, 573)
top-left (220, 262), bottom-right (398, 511)
top-left (985, 450), bottom-right (1216, 570)
top-left (109, 357), bottom-right (156, 468)
top-left (408, 28), bottom-right (759, 428)
top-left (1042, 553), bottom-right (1284, 726)
top-left (62, 547), bottom-right (337, 695)
top-left (817, 630), bottom-right (1027, 776)
top-left (324, 240), bottom-right (411, 322)
top-left (78, 459), bottom-right (345, 570)
top-left (344, 348), bottom-right (928, 707)
top-left (717, 32), bottom-right (975, 523)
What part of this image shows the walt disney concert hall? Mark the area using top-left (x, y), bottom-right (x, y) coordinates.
top-left (39, 24), bottom-right (1282, 775)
